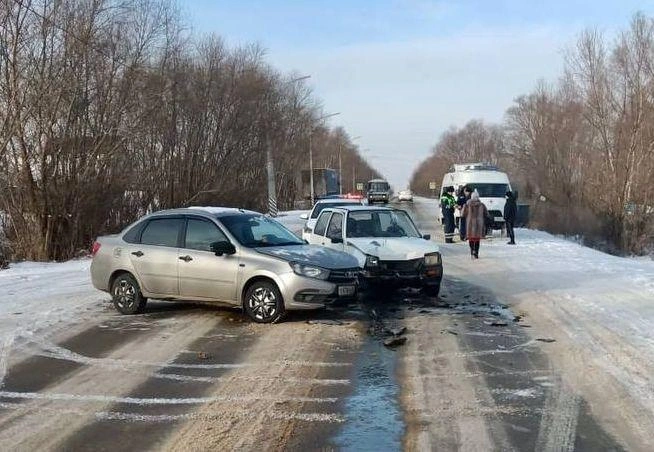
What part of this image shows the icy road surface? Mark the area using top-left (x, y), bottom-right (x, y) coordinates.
top-left (0, 199), bottom-right (651, 451)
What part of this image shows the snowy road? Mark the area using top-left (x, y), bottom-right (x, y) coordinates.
top-left (0, 198), bottom-right (652, 450)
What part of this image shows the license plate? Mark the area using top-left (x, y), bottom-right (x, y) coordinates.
top-left (495, 217), bottom-right (504, 222)
top-left (338, 285), bottom-right (356, 297)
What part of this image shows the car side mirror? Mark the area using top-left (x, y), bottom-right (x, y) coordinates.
top-left (210, 241), bottom-right (236, 256)
top-left (330, 237), bottom-right (343, 244)
top-left (300, 213), bottom-right (309, 220)
top-left (423, 234), bottom-right (431, 240)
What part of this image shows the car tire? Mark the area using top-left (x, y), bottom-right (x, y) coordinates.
top-left (111, 273), bottom-right (147, 314)
top-left (422, 284), bottom-right (440, 298)
top-left (244, 280), bottom-right (285, 324)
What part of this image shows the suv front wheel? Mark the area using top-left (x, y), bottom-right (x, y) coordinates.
top-left (244, 280), bottom-right (285, 323)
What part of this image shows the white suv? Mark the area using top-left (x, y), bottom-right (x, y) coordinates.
top-left (300, 199), bottom-right (363, 241)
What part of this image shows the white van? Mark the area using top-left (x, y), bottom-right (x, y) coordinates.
top-left (438, 163), bottom-right (512, 230)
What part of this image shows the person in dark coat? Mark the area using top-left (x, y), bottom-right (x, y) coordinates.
top-left (440, 186), bottom-right (456, 243)
top-left (456, 185), bottom-right (471, 240)
top-left (504, 190), bottom-right (517, 245)
top-left (461, 190), bottom-right (488, 258)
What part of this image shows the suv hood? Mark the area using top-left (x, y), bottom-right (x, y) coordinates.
top-left (347, 237), bottom-right (439, 261)
top-left (256, 245), bottom-right (359, 269)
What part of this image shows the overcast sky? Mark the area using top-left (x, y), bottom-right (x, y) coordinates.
top-left (184, 0), bottom-right (654, 190)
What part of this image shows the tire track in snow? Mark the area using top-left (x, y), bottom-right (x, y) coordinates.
top-left (535, 380), bottom-right (580, 452)
top-left (0, 334), bottom-right (14, 387)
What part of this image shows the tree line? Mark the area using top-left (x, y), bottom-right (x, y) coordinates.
top-left (411, 13), bottom-right (654, 255)
top-left (0, 0), bottom-right (379, 261)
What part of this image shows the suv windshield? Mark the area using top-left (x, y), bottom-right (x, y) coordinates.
top-left (346, 210), bottom-right (420, 238)
top-left (466, 183), bottom-right (509, 198)
top-left (220, 214), bottom-right (304, 248)
top-left (311, 202), bottom-right (359, 219)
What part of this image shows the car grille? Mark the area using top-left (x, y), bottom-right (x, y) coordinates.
top-left (489, 210), bottom-right (503, 219)
top-left (380, 258), bottom-right (423, 275)
top-left (328, 268), bottom-right (360, 283)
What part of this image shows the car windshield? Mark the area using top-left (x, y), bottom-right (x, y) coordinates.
top-left (310, 201), bottom-right (360, 219)
top-left (466, 183), bottom-right (509, 198)
top-left (346, 210), bottom-right (420, 238)
top-left (220, 214), bottom-right (304, 248)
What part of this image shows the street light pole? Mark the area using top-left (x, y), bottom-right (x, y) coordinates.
top-left (309, 132), bottom-right (314, 205)
top-left (340, 135), bottom-right (360, 195)
top-left (266, 75), bottom-right (310, 217)
top-left (309, 112), bottom-right (340, 205)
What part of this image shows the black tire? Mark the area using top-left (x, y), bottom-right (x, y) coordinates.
top-left (111, 273), bottom-right (147, 314)
top-left (244, 280), bottom-right (285, 324)
top-left (422, 284), bottom-right (441, 298)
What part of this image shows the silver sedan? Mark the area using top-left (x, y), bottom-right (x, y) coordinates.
top-left (90, 207), bottom-right (360, 323)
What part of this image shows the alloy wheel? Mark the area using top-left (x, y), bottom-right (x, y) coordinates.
top-left (247, 286), bottom-right (278, 321)
top-left (114, 279), bottom-right (136, 310)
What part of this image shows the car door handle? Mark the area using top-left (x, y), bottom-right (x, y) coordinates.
top-left (179, 255), bottom-right (193, 262)
top-left (131, 251), bottom-right (144, 257)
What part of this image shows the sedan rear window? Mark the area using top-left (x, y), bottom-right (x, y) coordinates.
top-left (140, 218), bottom-right (183, 247)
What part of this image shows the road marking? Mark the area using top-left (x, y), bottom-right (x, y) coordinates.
top-left (535, 382), bottom-right (580, 452)
top-left (95, 410), bottom-right (345, 423)
top-left (0, 390), bottom-right (338, 405)
top-left (152, 372), bottom-right (350, 386)
top-left (28, 337), bottom-right (351, 370)
top-left (0, 402), bottom-right (344, 423)
top-left (409, 369), bottom-right (552, 379)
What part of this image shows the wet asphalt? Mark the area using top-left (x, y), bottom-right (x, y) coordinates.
top-left (0, 200), bottom-right (627, 451)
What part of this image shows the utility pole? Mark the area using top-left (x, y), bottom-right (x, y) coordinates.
top-left (338, 141), bottom-right (342, 196)
top-left (309, 132), bottom-right (314, 206)
top-left (266, 75), bottom-right (310, 217)
top-left (266, 134), bottom-right (277, 216)
top-left (341, 135), bottom-right (360, 196)
top-left (309, 112), bottom-right (340, 206)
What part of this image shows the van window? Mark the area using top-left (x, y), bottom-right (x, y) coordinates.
top-left (466, 183), bottom-right (509, 198)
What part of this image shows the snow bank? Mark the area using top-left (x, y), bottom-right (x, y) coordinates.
top-left (0, 259), bottom-right (106, 348)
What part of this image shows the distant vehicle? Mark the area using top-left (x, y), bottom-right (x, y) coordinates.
top-left (398, 189), bottom-right (413, 202)
top-left (440, 163), bottom-right (513, 230)
top-left (300, 168), bottom-right (340, 201)
top-left (367, 178), bottom-right (391, 204)
top-left (300, 198), bottom-right (363, 241)
top-left (306, 205), bottom-right (442, 296)
top-left (90, 207), bottom-right (360, 323)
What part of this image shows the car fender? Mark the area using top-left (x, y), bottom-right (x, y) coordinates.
top-left (237, 268), bottom-right (290, 305)
top-left (345, 242), bottom-right (367, 267)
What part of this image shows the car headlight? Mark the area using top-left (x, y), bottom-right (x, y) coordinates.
top-left (424, 252), bottom-right (441, 266)
top-left (290, 262), bottom-right (330, 280)
top-left (365, 255), bottom-right (379, 267)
